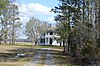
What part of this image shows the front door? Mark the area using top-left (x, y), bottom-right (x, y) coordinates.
top-left (50, 38), bottom-right (53, 45)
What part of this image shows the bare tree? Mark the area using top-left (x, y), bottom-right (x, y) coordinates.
top-left (25, 17), bottom-right (50, 47)
top-left (0, 2), bottom-right (21, 44)
top-left (8, 3), bottom-right (20, 45)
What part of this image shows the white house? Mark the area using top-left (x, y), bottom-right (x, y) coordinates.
top-left (38, 26), bottom-right (61, 46)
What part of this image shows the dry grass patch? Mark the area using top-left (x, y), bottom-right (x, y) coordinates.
top-left (0, 45), bottom-right (37, 66)
top-left (0, 62), bottom-right (26, 66)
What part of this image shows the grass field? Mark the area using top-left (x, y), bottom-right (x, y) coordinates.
top-left (0, 43), bottom-right (36, 66)
top-left (15, 43), bottom-right (63, 49)
top-left (0, 43), bottom-right (78, 66)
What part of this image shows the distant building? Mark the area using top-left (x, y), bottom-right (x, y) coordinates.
top-left (38, 26), bottom-right (61, 46)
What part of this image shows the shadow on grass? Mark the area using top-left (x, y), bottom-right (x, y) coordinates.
top-left (0, 45), bottom-right (87, 66)
top-left (44, 49), bottom-right (79, 66)
top-left (0, 47), bottom-right (41, 62)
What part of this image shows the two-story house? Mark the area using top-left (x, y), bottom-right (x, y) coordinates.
top-left (38, 26), bottom-right (60, 46)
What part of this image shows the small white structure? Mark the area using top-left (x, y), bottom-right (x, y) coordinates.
top-left (38, 26), bottom-right (61, 46)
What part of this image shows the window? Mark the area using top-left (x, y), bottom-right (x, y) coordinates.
top-left (46, 38), bottom-right (48, 42)
top-left (40, 38), bottom-right (45, 43)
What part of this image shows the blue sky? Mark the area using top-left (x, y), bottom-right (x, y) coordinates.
top-left (17, 0), bottom-right (59, 24)
top-left (15, 0), bottom-right (59, 39)
top-left (18, 0), bottom-right (59, 7)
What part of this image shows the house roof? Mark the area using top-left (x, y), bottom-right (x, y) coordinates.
top-left (47, 26), bottom-right (56, 32)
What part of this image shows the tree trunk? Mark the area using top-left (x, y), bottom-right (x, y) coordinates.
top-left (95, 0), bottom-right (100, 39)
top-left (11, 20), bottom-right (15, 45)
top-left (63, 39), bottom-right (66, 53)
top-left (60, 42), bottom-right (62, 47)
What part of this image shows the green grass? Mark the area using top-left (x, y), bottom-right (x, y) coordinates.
top-left (0, 43), bottom-right (63, 49)
top-left (34, 45), bottom-right (63, 49)
top-left (0, 42), bottom-right (32, 47)
top-left (15, 43), bottom-right (63, 49)
top-left (15, 43), bottom-right (32, 47)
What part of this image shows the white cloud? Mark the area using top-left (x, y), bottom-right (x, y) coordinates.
top-left (47, 17), bottom-right (56, 24)
top-left (27, 3), bottom-right (52, 15)
top-left (18, 3), bottom-right (54, 17)
top-left (17, 2), bottom-right (56, 25)
top-left (15, 2), bottom-right (56, 39)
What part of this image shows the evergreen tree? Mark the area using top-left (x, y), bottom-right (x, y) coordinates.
top-left (52, 0), bottom-right (99, 65)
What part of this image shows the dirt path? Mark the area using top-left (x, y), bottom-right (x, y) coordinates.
top-left (24, 48), bottom-right (56, 66)
top-left (45, 48), bottom-right (56, 66)
top-left (24, 49), bottom-right (42, 66)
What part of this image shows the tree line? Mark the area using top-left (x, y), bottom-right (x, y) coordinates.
top-left (0, 0), bottom-right (21, 45)
top-left (52, 0), bottom-right (100, 66)
top-left (0, 0), bottom-right (50, 45)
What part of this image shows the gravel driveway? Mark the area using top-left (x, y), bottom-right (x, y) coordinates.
top-left (24, 48), bottom-right (56, 66)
